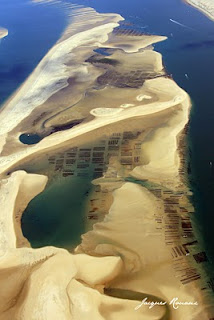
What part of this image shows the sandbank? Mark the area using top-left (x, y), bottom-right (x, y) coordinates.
top-left (185, 0), bottom-right (214, 20)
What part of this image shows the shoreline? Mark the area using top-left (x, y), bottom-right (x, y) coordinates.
top-left (0, 9), bottom-right (123, 137)
top-left (183, 0), bottom-right (214, 264)
top-left (184, 0), bottom-right (214, 21)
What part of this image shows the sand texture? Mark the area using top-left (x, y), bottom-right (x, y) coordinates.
top-left (185, 0), bottom-right (214, 20)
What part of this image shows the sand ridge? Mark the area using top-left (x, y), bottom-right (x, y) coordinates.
top-left (0, 76), bottom-right (189, 184)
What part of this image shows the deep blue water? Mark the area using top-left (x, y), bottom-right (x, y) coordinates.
top-left (0, 0), bottom-right (66, 105)
top-left (74, 0), bottom-right (214, 262)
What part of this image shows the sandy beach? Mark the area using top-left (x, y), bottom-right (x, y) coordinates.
top-left (0, 1), bottom-right (213, 319)
top-left (185, 0), bottom-right (214, 20)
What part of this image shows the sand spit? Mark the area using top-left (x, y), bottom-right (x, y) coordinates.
top-left (0, 2), bottom-right (213, 319)
top-left (185, 0), bottom-right (214, 20)
top-left (0, 77), bottom-right (190, 186)
top-left (0, 8), bottom-right (122, 137)
top-left (77, 182), bottom-right (214, 319)
top-left (131, 93), bottom-right (190, 186)
top-left (0, 27), bottom-right (8, 39)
